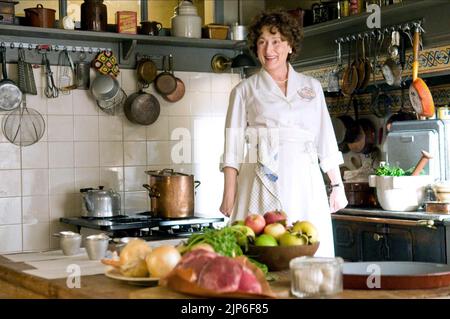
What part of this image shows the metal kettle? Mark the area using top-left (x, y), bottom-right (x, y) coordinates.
top-left (80, 186), bottom-right (121, 218)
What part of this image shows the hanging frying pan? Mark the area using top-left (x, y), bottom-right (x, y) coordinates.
top-left (409, 25), bottom-right (434, 118)
top-left (136, 56), bottom-right (157, 87)
top-left (154, 55), bottom-right (177, 96)
top-left (124, 88), bottom-right (160, 125)
top-left (341, 41), bottom-right (358, 96)
top-left (163, 55), bottom-right (185, 103)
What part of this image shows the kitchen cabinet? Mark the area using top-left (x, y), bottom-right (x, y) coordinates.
top-left (332, 214), bottom-right (448, 263)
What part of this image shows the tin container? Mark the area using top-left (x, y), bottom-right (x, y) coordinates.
top-left (55, 231), bottom-right (82, 256)
top-left (290, 256), bottom-right (343, 298)
top-left (85, 234), bottom-right (110, 260)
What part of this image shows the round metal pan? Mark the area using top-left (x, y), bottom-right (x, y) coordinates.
top-left (163, 77), bottom-right (185, 103)
top-left (136, 57), bottom-right (157, 86)
top-left (154, 55), bottom-right (177, 96)
top-left (124, 89), bottom-right (160, 125)
top-left (0, 46), bottom-right (22, 111)
top-left (343, 261), bottom-right (450, 290)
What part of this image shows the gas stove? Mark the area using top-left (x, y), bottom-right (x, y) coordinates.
top-left (60, 211), bottom-right (225, 240)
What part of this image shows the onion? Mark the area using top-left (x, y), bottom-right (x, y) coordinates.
top-left (190, 243), bottom-right (215, 253)
top-left (119, 239), bottom-right (152, 277)
top-left (146, 245), bottom-right (181, 278)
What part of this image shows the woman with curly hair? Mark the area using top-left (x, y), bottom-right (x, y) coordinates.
top-left (219, 10), bottom-right (347, 257)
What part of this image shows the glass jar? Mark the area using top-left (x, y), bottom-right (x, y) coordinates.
top-left (81, 0), bottom-right (107, 32)
top-left (438, 105), bottom-right (450, 120)
top-left (171, 0), bottom-right (202, 38)
top-left (290, 256), bottom-right (344, 298)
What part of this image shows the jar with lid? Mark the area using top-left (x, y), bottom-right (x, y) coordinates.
top-left (290, 256), bottom-right (344, 298)
top-left (438, 105), bottom-right (450, 120)
top-left (171, 0), bottom-right (202, 38)
top-left (81, 0), bottom-right (107, 32)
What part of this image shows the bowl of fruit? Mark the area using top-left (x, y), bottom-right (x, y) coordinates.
top-left (238, 211), bottom-right (320, 271)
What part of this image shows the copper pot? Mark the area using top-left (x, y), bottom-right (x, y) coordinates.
top-left (24, 4), bottom-right (55, 28)
top-left (143, 169), bottom-right (200, 218)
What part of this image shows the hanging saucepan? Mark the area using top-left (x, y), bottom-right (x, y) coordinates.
top-left (154, 55), bottom-right (177, 96)
top-left (136, 56), bottom-right (157, 87)
top-left (409, 25), bottom-right (435, 118)
top-left (332, 115), bottom-right (355, 154)
top-left (347, 98), bottom-right (375, 154)
top-left (341, 41), bottom-right (358, 96)
top-left (385, 30), bottom-right (417, 133)
top-left (124, 87), bottom-right (160, 125)
top-left (0, 46), bottom-right (22, 112)
top-left (163, 55), bottom-right (185, 103)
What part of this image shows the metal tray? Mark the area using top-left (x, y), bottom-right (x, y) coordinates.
top-left (343, 261), bottom-right (450, 290)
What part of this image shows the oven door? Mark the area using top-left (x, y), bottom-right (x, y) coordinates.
top-left (332, 214), bottom-right (447, 263)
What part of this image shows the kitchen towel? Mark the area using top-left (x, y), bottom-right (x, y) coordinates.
top-left (4, 248), bottom-right (87, 263)
top-left (23, 254), bottom-right (106, 280)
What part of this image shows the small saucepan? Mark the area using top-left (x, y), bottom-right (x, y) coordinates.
top-left (154, 55), bottom-right (177, 96)
top-left (0, 46), bottom-right (22, 111)
top-left (162, 55), bottom-right (185, 103)
top-left (124, 88), bottom-right (160, 125)
top-left (136, 56), bottom-right (157, 87)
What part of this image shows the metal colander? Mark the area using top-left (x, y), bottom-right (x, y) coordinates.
top-left (2, 96), bottom-right (45, 147)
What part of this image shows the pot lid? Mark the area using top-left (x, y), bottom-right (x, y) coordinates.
top-left (145, 168), bottom-right (191, 177)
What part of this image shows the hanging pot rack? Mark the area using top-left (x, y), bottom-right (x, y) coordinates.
top-left (334, 19), bottom-right (424, 44)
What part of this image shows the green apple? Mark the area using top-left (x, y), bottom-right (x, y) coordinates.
top-left (263, 222), bottom-right (286, 240)
top-left (292, 221), bottom-right (319, 244)
top-left (230, 224), bottom-right (256, 247)
top-left (254, 234), bottom-right (278, 247)
top-left (279, 232), bottom-right (308, 246)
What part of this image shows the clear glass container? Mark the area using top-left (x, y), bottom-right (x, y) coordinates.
top-left (290, 256), bottom-right (344, 298)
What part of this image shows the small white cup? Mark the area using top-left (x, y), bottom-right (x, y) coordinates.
top-left (85, 234), bottom-right (110, 260)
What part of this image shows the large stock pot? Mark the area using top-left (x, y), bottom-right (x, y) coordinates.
top-left (143, 169), bottom-right (200, 218)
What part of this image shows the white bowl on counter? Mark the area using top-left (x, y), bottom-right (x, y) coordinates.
top-left (369, 175), bottom-right (434, 211)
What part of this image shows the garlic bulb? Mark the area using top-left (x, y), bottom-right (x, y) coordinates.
top-left (292, 267), bottom-right (324, 296)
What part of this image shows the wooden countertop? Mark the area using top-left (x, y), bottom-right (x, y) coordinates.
top-left (1, 255), bottom-right (450, 299)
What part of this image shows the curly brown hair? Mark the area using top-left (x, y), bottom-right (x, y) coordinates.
top-left (247, 10), bottom-right (303, 61)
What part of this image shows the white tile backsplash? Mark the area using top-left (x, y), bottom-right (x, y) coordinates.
top-left (124, 141), bottom-right (147, 166)
top-left (74, 167), bottom-right (100, 191)
top-left (49, 168), bottom-right (75, 195)
top-left (72, 90), bottom-right (99, 115)
top-left (22, 196), bottom-right (50, 224)
top-left (99, 141), bottom-right (124, 167)
top-left (0, 197), bottom-right (21, 224)
top-left (147, 141), bottom-right (170, 165)
top-left (48, 142), bottom-right (74, 168)
top-left (22, 169), bottom-right (49, 196)
top-left (74, 116), bottom-right (99, 141)
top-left (124, 166), bottom-right (148, 192)
top-left (99, 116), bottom-right (123, 141)
top-left (74, 142), bottom-right (99, 167)
top-left (0, 143), bottom-right (21, 169)
top-left (146, 115), bottom-right (169, 141)
top-left (47, 93), bottom-right (73, 115)
top-left (49, 194), bottom-right (76, 220)
top-left (23, 223), bottom-right (50, 251)
top-left (0, 170), bottom-right (21, 197)
top-left (0, 64), bottom-right (235, 253)
top-left (21, 141), bottom-right (48, 169)
top-left (47, 115), bottom-right (74, 141)
top-left (100, 167), bottom-right (124, 192)
top-left (0, 225), bottom-right (22, 253)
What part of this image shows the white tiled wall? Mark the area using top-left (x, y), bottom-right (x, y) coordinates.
top-left (0, 64), bottom-right (240, 253)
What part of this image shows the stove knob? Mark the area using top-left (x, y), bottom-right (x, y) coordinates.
top-left (373, 233), bottom-right (384, 241)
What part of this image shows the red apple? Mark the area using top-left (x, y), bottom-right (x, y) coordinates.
top-left (263, 222), bottom-right (286, 240)
top-left (244, 214), bottom-right (266, 235)
top-left (264, 210), bottom-right (287, 226)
